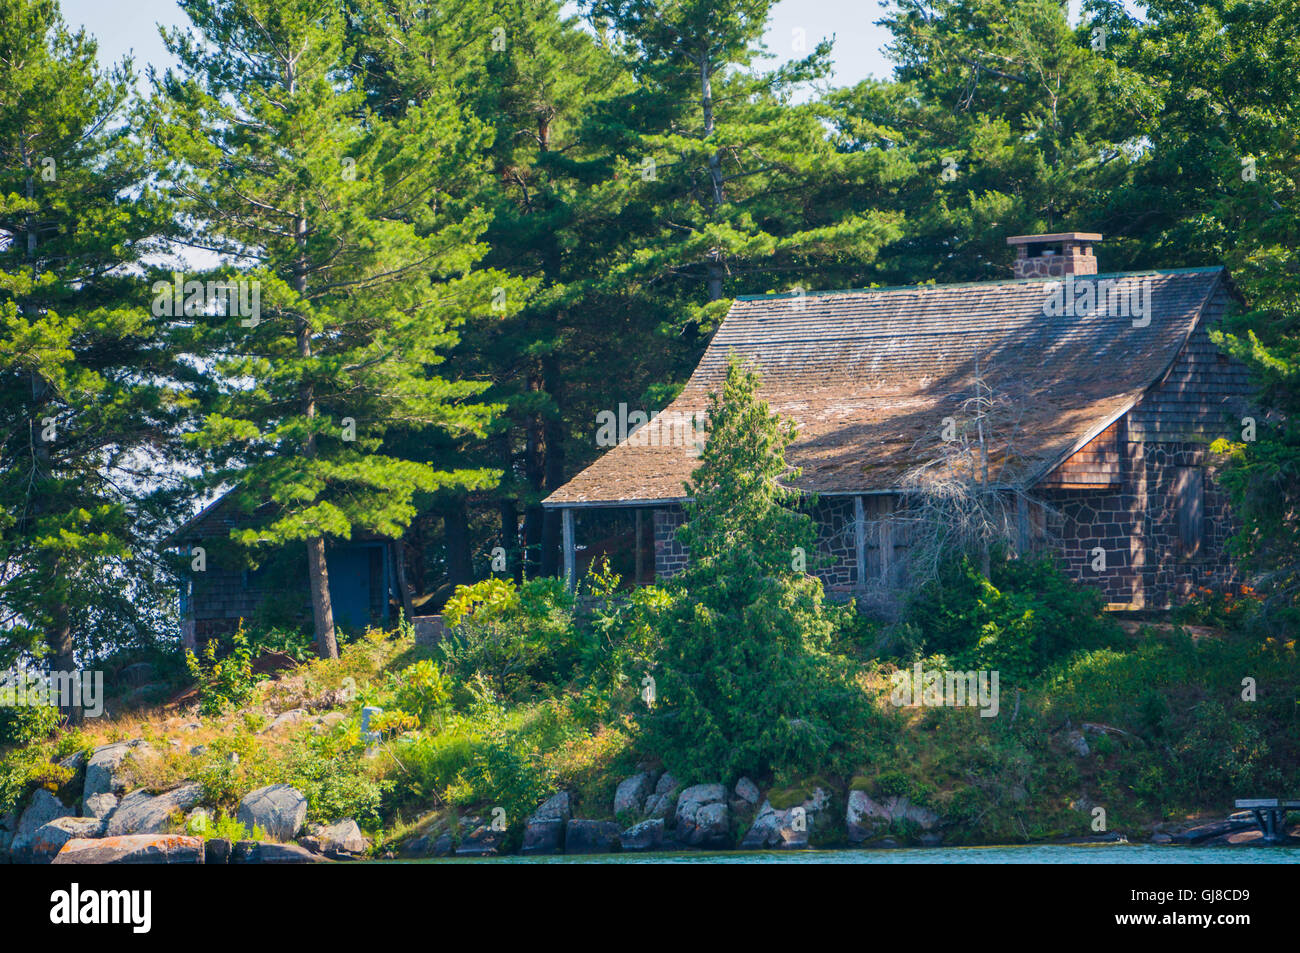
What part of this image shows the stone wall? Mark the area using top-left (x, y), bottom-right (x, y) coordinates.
top-left (653, 498), bottom-right (859, 597)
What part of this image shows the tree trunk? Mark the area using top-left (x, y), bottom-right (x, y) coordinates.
top-left (539, 353), bottom-right (566, 577)
top-left (444, 499), bottom-right (473, 587)
top-left (306, 538), bottom-right (338, 657)
top-left (294, 199), bottom-right (337, 658)
top-left (700, 58), bottom-right (725, 301)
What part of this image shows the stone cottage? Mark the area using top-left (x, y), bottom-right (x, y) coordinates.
top-left (542, 233), bottom-right (1257, 609)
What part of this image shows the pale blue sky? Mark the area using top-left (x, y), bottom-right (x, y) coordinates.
top-left (61, 0), bottom-right (902, 88)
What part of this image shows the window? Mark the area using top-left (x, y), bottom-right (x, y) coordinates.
top-left (1174, 467), bottom-right (1204, 558)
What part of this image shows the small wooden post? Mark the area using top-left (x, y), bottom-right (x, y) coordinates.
top-left (634, 508), bottom-right (644, 585)
top-left (854, 495), bottom-right (867, 593)
top-left (562, 508), bottom-right (576, 591)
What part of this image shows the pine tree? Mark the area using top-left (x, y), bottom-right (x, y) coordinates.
top-left (829, 0), bottom-right (1154, 283)
top-left (151, 0), bottom-right (523, 655)
top-left (0, 0), bottom-right (179, 691)
top-left (585, 0), bottom-right (900, 335)
top-left (646, 357), bottom-right (868, 780)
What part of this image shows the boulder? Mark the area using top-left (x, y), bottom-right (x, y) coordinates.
top-left (236, 784), bottom-right (308, 841)
top-left (52, 834), bottom-right (203, 864)
top-left (84, 741), bottom-right (154, 799)
top-left (614, 772), bottom-right (657, 818)
top-left (205, 838), bottom-right (232, 864)
top-left (104, 783), bottom-right (202, 837)
top-left (564, 819), bottom-right (621, 854)
top-left (734, 777), bottom-right (761, 806)
top-left (11, 790), bottom-right (74, 860)
top-left (455, 824), bottom-right (507, 857)
top-left (25, 816), bottom-right (106, 863)
top-left (261, 708), bottom-right (308, 734)
top-left (301, 819), bottom-right (368, 859)
top-left (1065, 730), bottom-right (1090, 757)
top-left (520, 819), bottom-right (565, 855)
top-left (741, 788), bottom-right (833, 850)
top-left (675, 783), bottom-right (730, 847)
top-left (846, 790), bottom-right (939, 844)
top-left (16, 790), bottom-right (73, 842)
top-left (530, 791), bottom-right (572, 824)
top-left (83, 792), bottom-right (119, 820)
top-left (232, 840), bottom-right (327, 863)
top-left (620, 818), bottom-right (665, 852)
top-left (401, 831), bottom-right (453, 858)
top-left (118, 662), bottom-right (156, 687)
top-left (642, 772), bottom-right (679, 822)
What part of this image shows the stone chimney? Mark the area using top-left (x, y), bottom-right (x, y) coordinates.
top-left (1007, 232), bottom-right (1102, 279)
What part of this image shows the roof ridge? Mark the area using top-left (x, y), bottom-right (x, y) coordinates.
top-left (733, 266), bottom-right (1226, 302)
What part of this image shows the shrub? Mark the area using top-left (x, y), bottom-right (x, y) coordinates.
top-left (905, 554), bottom-right (1118, 682)
top-left (186, 623), bottom-right (260, 716)
top-left (439, 577), bottom-right (579, 700)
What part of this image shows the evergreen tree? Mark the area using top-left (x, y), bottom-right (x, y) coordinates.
top-left (646, 357), bottom-right (868, 780)
top-left (1099, 0), bottom-right (1300, 626)
top-left (0, 0), bottom-right (179, 689)
top-left (151, 0), bottom-right (523, 655)
top-left (829, 0), bottom-right (1154, 283)
top-left (585, 0), bottom-right (900, 334)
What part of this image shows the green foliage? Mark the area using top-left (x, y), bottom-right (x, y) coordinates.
top-left (388, 660), bottom-right (451, 728)
top-left (444, 578), bottom-right (522, 629)
top-left (185, 625), bottom-right (260, 717)
top-left (439, 577), bottom-right (579, 700)
top-left (645, 359), bottom-right (877, 780)
top-left (0, 672), bottom-right (62, 745)
top-left (905, 554), bottom-right (1119, 682)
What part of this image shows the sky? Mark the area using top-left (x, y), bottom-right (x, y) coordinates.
top-left (61, 0), bottom-right (903, 88)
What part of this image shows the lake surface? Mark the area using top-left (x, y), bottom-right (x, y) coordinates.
top-left (392, 843), bottom-right (1300, 864)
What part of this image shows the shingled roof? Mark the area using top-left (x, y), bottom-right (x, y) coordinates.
top-left (543, 266), bottom-right (1229, 508)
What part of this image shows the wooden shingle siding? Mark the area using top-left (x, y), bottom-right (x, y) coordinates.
top-left (1042, 421), bottom-right (1122, 487)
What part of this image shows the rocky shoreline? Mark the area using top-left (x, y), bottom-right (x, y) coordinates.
top-left (2, 743), bottom-right (1293, 864)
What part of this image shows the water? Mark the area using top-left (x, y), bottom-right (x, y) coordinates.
top-left (388, 843), bottom-right (1300, 864)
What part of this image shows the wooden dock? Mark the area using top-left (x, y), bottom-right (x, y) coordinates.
top-left (1234, 798), bottom-right (1300, 844)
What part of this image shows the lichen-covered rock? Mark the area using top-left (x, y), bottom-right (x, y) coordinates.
top-left (564, 819), bottom-right (621, 854)
top-left (845, 790), bottom-right (939, 844)
top-left (104, 783), bottom-right (202, 837)
top-left (52, 834), bottom-right (203, 864)
top-left (521, 819), bottom-right (565, 855)
top-left (620, 818), bottom-right (666, 852)
top-left (83, 793), bottom-right (119, 820)
top-left (300, 819), bottom-right (368, 859)
top-left (26, 816), bottom-right (106, 863)
top-left (614, 772), bottom-right (656, 818)
top-left (84, 741), bottom-right (154, 799)
top-left (11, 790), bottom-right (74, 861)
top-left (455, 824), bottom-right (507, 857)
top-left (675, 783), bottom-right (730, 847)
top-left (236, 784), bottom-right (308, 841)
top-left (531, 791), bottom-right (572, 824)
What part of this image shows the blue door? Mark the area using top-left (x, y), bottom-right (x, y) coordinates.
top-left (326, 546), bottom-right (374, 632)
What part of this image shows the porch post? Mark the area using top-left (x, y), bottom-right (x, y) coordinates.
top-left (562, 507), bottom-right (576, 591)
top-left (854, 495), bottom-right (867, 594)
